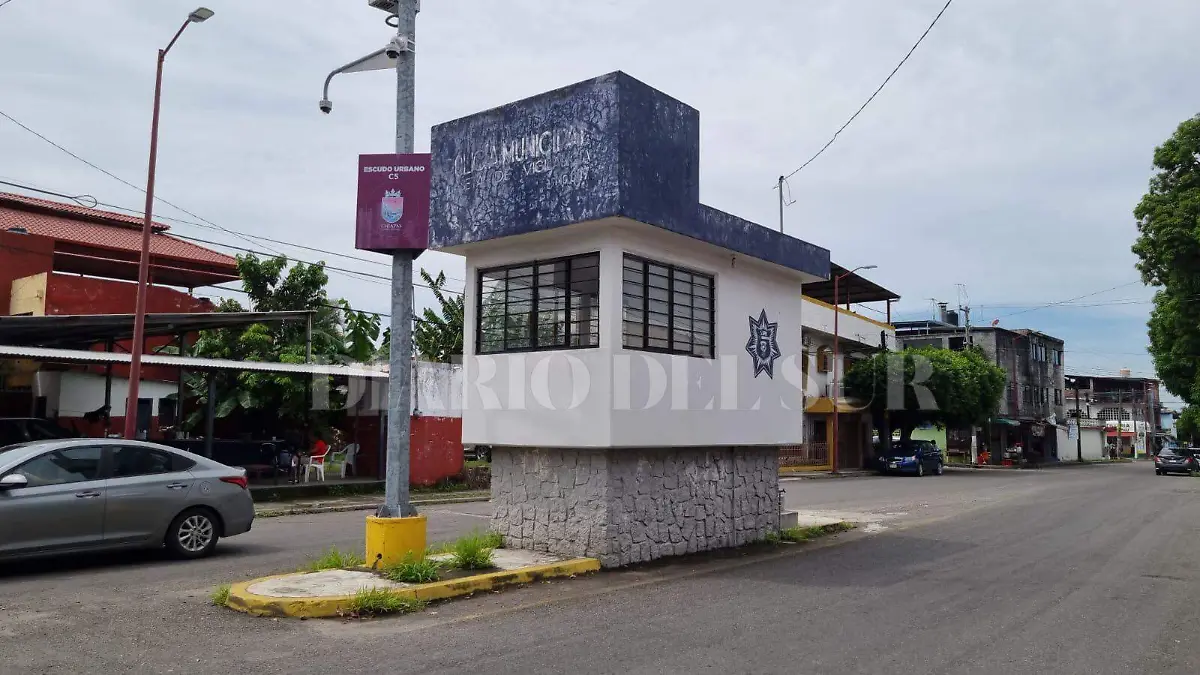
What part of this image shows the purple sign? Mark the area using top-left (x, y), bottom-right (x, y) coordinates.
top-left (356, 153), bottom-right (431, 253)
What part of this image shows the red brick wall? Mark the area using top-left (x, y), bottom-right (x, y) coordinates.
top-left (45, 273), bottom-right (213, 382)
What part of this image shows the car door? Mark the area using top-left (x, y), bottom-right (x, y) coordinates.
top-left (102, 445), bottom-right (195, 545)
top-left (0, 444), bottom-right (106, 556)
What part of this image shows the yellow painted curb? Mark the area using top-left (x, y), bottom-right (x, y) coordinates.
top-left (224, 557), bottom-right (601, 619)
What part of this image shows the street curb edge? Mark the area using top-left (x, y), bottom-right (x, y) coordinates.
top-left (224, 557), bottom-right (601, 619)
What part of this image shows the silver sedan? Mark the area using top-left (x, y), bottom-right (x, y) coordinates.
top-left (0, 438), bottom-right (255, 562)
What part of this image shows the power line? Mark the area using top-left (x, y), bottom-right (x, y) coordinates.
top-left (780, 0), bottom-right (956, 182)
top-left (0, 109), bottom-right (284, 256)
top-left (989, 281), bottom-right (1146, 321)
top-left (0, 0), bottom-right (18, 9)
top-left (0, 179), bottom-right (467, 294)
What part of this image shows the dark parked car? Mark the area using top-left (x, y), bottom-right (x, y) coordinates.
top-left (1154, 447), bottom-right (1199, 475)
top-left (877, 440), bottom-right (944, 477)
top-left (0, 417), bottom-right (78, 446)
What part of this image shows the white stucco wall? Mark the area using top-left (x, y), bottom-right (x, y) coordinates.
top-left (1056, 425), bottom-right (1106, 461)
top-left (47, 371), bottom-right (176, 418)
top-left (458, 217), bottom-right (819, 448)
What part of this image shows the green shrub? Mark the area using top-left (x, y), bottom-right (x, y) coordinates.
top-left (449, 530), bottom-right (502, 570)
top-left (347, 588), bottom-right (424, 617)
top-left (779, 522), bottom-right (854, 543)
top-left (385, 554), bottom-right (441, 584)
top-left (210, 584), bottom-right (231, 607)
top-left (304, 547), bottom-right (365, 572)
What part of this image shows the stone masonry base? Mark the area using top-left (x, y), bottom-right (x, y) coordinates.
top-left (490, 446), bottom-right (780, 567)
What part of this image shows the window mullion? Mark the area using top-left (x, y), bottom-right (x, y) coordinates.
top-left (667, 265), bottom-right (675, 353)
top-left (565, 262), bottom-right (572, 346)
top-left (531, 263), bottom-right (540, 349)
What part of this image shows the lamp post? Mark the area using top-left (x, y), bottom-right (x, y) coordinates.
top-left (830, 264), bottom-right (877, 474)
top-left (123, 7), bottom-right (214, 440)
top-left (320, 0), bottom-right (420, 520)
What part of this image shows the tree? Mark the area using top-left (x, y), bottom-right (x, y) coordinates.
top-left (843, 346), bottom-right (1007, 442)
top-left (413, 268), bottom-right (464, 362)
top-left (1132, 115), bottom-right (1200, 403)
top-left (341, 300), bottom-right (381, 363)
top-left (1176, 406), bottom-right (1200, 445)
top-left (187, 254), bottom-right (348, 429)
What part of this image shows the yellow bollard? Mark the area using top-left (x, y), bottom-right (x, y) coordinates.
top-left (364, 514), bottom-right (427, 569)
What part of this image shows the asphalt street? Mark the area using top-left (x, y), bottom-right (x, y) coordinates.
top-left (2, 462), bottom-right (1198, 674)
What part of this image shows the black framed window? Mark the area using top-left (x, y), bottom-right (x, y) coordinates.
top-left (622, 254), bottom-right (714, 358)
top-left (476, 253), bottom-right (600, 354)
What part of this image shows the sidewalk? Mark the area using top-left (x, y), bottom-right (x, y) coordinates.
top-left (254, 489), bottom-right (490, 517)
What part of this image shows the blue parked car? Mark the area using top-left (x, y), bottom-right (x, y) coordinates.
top-left (877, 440), bottom-right (944, 477)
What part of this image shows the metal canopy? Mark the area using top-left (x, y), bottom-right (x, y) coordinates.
top-left (0, 311), bottom-right (313, 349)
top-left (803, 263), bottom-right (900, 305)
top-left (0, 343), bottom-right (385, 378)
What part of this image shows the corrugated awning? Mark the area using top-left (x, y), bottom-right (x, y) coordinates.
top-left (0, 343), bottom-right (386, 378)
top-left (0, 311), bottom-right (313, 349)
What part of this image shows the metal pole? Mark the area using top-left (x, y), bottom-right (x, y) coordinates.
top-left (204, 373), bottom-right (216, 458)
top-left (124, 49), bottom-right (166, 439)
top-left (831, 274), bottom-right (840, 474)
top-left (381, 0), bottom-right (419, 518)
top-left (777, 175), bottom-right (785, 233)
top-left (1074, 378), bottom-right (1083, 462)
top-left (103, 340), bottom-right (114, 437)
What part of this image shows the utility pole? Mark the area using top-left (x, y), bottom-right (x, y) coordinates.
top-left (1074, 377), bottom-right (1083, 462)
top-left (777, 175), bottom-right (785, 233)
top-left (380, 0), bottom-right (419, 518)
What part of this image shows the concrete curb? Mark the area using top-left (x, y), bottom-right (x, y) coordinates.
top-left (942, 461), bottom-right (1130, 472)
top-left (224, 557), bottom-right (601, 618)
top-left (779, 471), bottom-right (875, 480)
top-left (255, 493), bottom-right (490, 518)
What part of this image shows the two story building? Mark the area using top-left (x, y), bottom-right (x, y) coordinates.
top-left (1064, 371), bottom-right (1161, 456)
top-left (785, 267), bottom-right (899, 471)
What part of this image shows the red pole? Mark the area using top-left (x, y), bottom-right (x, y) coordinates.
top-left (831, 274), bottom-right (840, 473)
top-left (124, 49), bottom-right (166, 440)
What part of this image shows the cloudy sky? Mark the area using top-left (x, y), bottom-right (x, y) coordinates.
top-left (2, 0), bottom-right (1197, 402)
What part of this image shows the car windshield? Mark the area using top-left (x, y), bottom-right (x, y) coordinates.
top-left (26, 419), bottom-right (72, 439)
top-left (881, 443), bottom-right (924, 456)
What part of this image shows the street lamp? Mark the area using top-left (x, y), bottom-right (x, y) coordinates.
top-left (319, 0), bottom-right (420, 524)
top-left (830, 264), bottom-right (877, 474)
top-left (123, 7), bottom-right (213, 440)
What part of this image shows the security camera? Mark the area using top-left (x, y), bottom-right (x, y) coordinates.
top-left (318, 98), bottom-right (333, 114)
top-left (385, 35), bottom-right (411, 59)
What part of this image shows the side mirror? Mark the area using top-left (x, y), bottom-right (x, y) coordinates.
top-left (0, 474), bottom-right (28, 490)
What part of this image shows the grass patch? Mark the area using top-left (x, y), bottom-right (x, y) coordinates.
top-left (412, 479), bottom-right (475, 494)
top-left (346, 588), bottom-right (425, 617)
top-left (779, 522), bottom-right (855, 543)
top-left (384, 554), bottom-right (442, 584)
top-left (210, 584), bottom-right (231, 607)
top-left (304, 546), bottom-right (365, 572)
top-left (445, 530), bottom-right (503, 570)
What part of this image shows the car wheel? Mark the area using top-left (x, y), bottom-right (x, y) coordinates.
top-left (166, 507), bottom-right (220, 559)
top-left (916, 462), bottom-right (925, 477)
top-left (1155, 469), bottom-right (1162, 475)
top-left (935, 461), bottom-right (944, 476)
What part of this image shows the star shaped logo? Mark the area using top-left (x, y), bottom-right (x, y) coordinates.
top-left (745, 309), bottom-right (781, 379)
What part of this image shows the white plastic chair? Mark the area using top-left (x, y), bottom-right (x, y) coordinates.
top-left (305, 448), bottom-right (329, 482)
top-left (339, 443), bottom-right (359, 478)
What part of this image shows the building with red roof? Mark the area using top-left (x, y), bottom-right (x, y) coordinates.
top-left (0, 192), bottom-right (240, 435)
